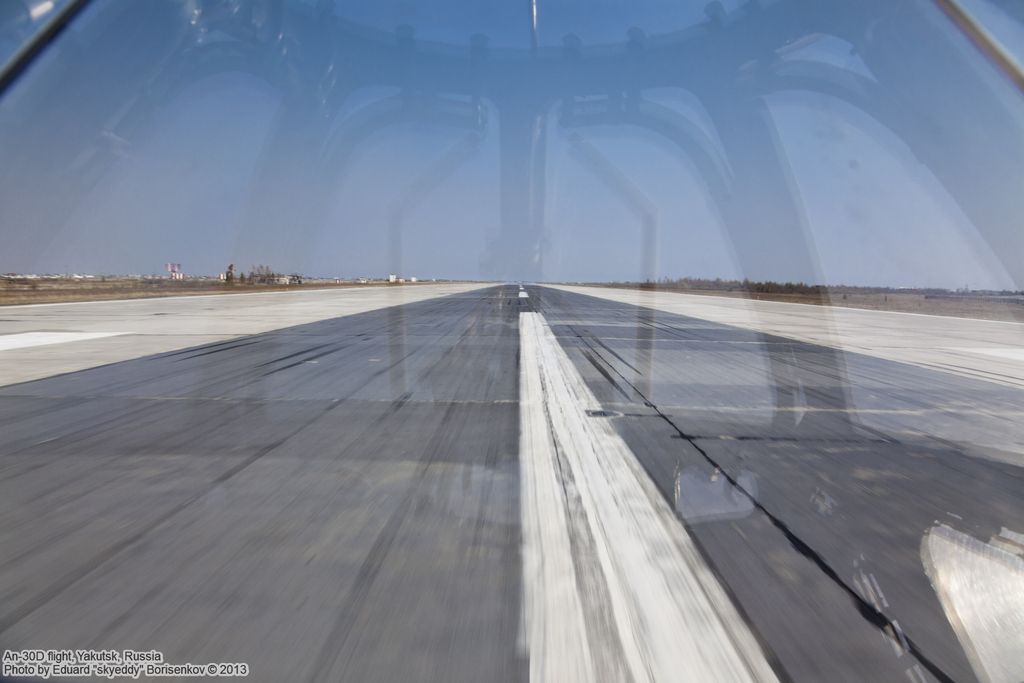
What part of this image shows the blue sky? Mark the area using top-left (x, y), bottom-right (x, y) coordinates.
top-left (0, 0), bottom-right (1022, 289)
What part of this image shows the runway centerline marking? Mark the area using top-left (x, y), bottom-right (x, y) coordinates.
top-left (518, 310), bottom-right (777, 683)
top-left (0, 332), bottom-right (125, 352)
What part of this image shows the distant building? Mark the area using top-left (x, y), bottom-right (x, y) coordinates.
top-left (409, 277), bottom-right (418, 283)
top-left (388, 274), bottom-right (398, 283)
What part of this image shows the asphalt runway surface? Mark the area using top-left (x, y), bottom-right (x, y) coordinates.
top-left (533, 286), bottom-right (1024, 683)
top-left (1, 285), bottom-right (1021, 682)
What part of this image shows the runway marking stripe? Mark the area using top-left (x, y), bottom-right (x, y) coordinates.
top-left (0, 332), bottom-right (124, 352)
top-left (518, 311), bottom-right (777, 683)
top-left (957, 347), bottom-right (1024, 362)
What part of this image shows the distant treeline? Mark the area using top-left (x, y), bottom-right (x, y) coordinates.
top-left (598, 277), bottom-right (1022, 297)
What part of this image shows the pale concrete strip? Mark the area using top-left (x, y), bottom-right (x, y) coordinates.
top-left (519, 311), bottom-right (778, 683)
top-left (0, 332), bottom-right (123, 352)
top-left (551, 285), bottom-right (1024, 388)
top-left (0, 284), bottom-right (488, 387)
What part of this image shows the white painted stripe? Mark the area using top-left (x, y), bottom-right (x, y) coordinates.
top-left (519, 313), bottom-right (595, 681)
top-left (0, 332), bottom-right (124, 352)
top-left (519, 311), bottom-right (777, 683)
top-left (519, 291), bottom-right (530, 299)
top-left (922, 525), bottom-right (1024, 683)
top-left (959, 347), bottom-right (1024, 361)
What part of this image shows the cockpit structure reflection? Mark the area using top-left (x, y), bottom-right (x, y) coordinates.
top-left (0, 1), bottom-right (1023, 682)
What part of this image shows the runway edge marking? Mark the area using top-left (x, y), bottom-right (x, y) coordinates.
top-left (518, 310), bottom-right (778, 683)
top-left (0, 332), bottom-right (125, 352)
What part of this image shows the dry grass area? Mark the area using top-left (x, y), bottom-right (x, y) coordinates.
top-left (587, 285), bottom-right (1024, 324)
top-left (0, 278), bottom-right (421, 306)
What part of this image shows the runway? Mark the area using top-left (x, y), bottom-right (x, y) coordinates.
top-left (0, 283), bottom-right (488, 387)
top-left (1, 284), bottom-right (1021, 682)
top-left (532, 286), bottom-right (1024, 683)
top-left (550, 285), bottom-right (1024, 389)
